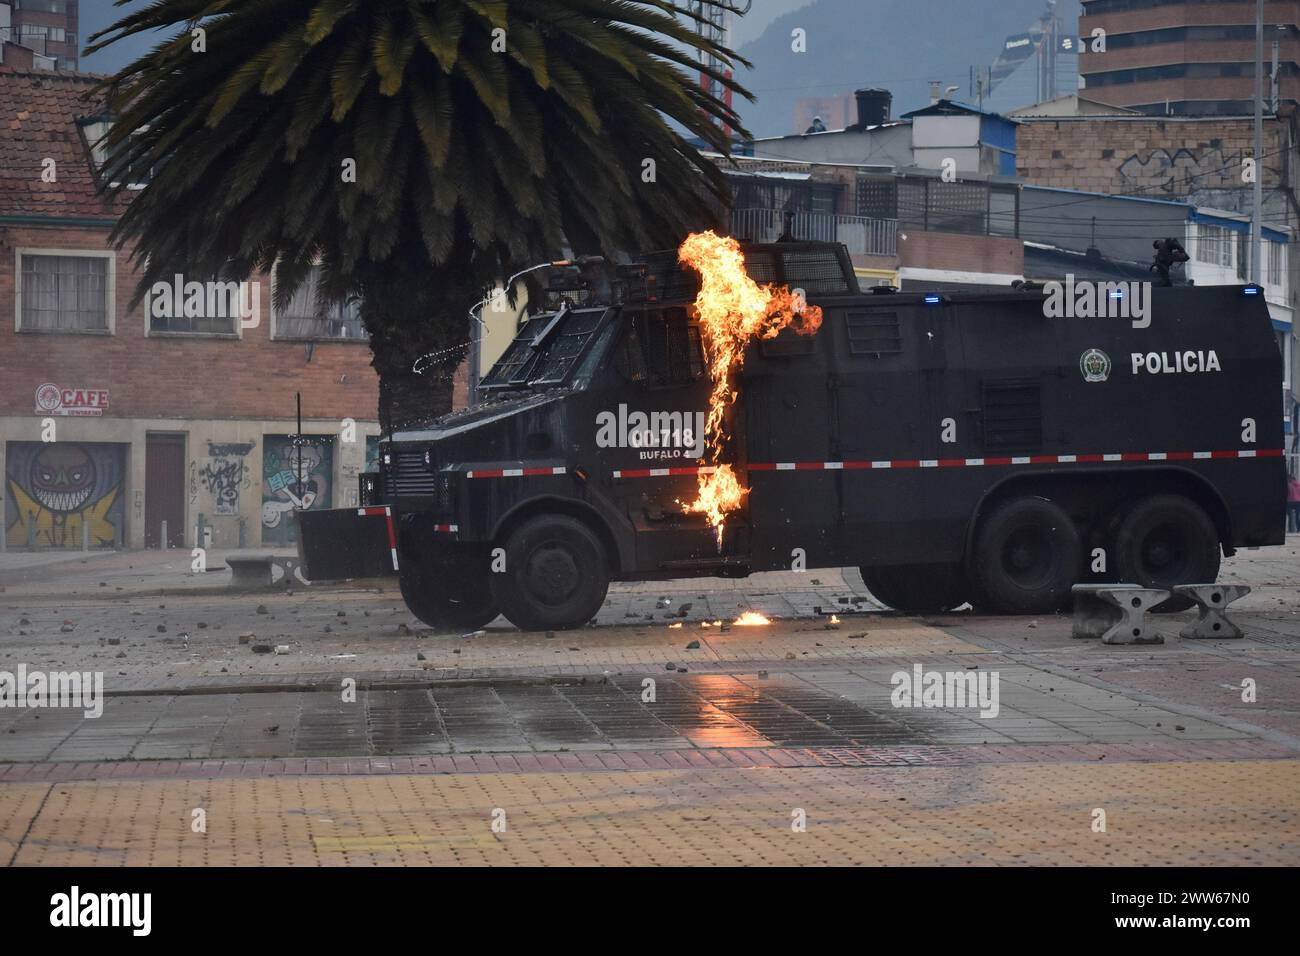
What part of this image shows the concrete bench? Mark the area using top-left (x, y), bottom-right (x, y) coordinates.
top-left (1174, 584), bottom-right (1251, 639)
top-left (1071, 584), bottom-right (1169, 645)
top-left (227, 554), bottom-right (306, 590)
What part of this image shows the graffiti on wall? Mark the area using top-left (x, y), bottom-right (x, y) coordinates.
top-left (199, 441), bottom-right (254, 515)
top-left (4, 442), bottom-right (127, 548)
top-left (1118, 148), bottom-right (1247, 191)
top-left (261, 435), bottom-right (333, 544)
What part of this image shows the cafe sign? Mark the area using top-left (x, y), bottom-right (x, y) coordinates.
top-left (34, 383), bottom-right (110, 417)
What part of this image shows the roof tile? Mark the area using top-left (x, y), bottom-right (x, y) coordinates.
top-left (0, 66), bottom-right (131, 219)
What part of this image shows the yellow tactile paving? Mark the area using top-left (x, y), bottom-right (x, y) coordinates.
top-left (4, 759), bottom-right (1298, 866)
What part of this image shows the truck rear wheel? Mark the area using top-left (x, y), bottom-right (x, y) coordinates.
top-left (398, 551), bottom-right (499, 632)
top-left (972, 497), bottom-right (1082, 615)
top-left (860, 564), bottom-right (967, 613)
top-left (490, 515), bottom-right (610, 631)
top-left (1114, 495), bottom-right (1220, 612)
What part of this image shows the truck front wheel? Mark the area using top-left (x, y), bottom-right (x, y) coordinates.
top-left (972, 497), bottom-right (1082, 614)
top-left (398, 550), bottom-right (499, 632)
top-left (860, 564), bottom-right (968, 613)
top-left (490, 515), bottom-right (610, 631)
top-left (1114, 495), bottom-right (1220, 612)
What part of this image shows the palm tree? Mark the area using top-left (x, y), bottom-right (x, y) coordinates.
top-left (88, 0), bottom-right (749, 427)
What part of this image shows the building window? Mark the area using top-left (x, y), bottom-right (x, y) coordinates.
top-left (13, 1), bottom-right (72, 11)
top-left (1195, 224), bottom-right (1234, 270)
top-left (272, 265), bottom-right (367, 341)
top-left (17, 252), bottom-right (113, 333)
top-left (146, 274), bottom-right (247, 336)
top-left (79, 118), bottom-right (155, 188)
top-left (1267, 241), bottom-right (1287, 291)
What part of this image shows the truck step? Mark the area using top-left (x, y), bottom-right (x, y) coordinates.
top-left (656, 556), bottom-right (752, 577)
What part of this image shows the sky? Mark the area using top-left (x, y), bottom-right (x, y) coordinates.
top-left (77, 0), bottom-right (159, 75)
top-left (75, 0), bottom-right (1083, 132)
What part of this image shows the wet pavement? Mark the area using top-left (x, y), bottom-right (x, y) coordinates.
top-left (2, 540), bottom-right (1300, 866)
top-left (0, 662), bottom-right (1261, 762)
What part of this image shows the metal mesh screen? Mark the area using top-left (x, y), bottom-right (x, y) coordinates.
top-left (529, 308), bottom-right (608, 384)
top-left (621, 242), bottom-right (854, 306)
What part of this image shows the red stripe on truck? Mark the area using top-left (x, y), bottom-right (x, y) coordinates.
top-left (607, 448), bottom-right (1283, 477)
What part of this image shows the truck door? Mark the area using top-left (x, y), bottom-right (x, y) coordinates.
top-left (836, 299), bottom-right (956, 565)
top-left (741, 317), bottom-right (840, 570)
top-left (598, 307), bottom-right (719, 568)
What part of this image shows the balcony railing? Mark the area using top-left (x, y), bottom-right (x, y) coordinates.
top-left (729, 209), bottom-right (898, 257)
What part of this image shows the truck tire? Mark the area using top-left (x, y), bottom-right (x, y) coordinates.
top-left (861, 564), bottom-right (967, 613)
top-left (972, 497), bottom-right (1082, 615)
top-left (1114, 495), bottom-right (1220, 612)
top-left (491, 515), bottom-right (610, 631)
top-left (398, 554), bottom-right (499, 632)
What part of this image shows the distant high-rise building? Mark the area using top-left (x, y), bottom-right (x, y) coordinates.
top-left (2, 0), bottom-right (78, 71)
top-left (1079, 0), bottom-right (1299, 115)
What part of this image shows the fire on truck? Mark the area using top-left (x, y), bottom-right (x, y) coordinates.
top-left (299, 239), bottom-right (1286, 630)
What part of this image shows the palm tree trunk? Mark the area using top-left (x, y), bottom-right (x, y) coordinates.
top-left (377, 369), bottom-right (456, 434)
top-left (359, 262), bottom-right (476, 433)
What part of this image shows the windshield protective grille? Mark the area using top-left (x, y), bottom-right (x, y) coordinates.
top-left (481, 307), bottom-right (610, 389)
top-left (530, 308), bottom-right (607, 384)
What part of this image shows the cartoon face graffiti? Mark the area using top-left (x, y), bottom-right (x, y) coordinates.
top-left (263, 442), bottom-right (324, 519)
top-left (30, 445), bottom-right (97, 513)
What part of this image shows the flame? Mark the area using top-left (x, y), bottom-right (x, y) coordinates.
top-left (733, 611), bottom-right (772, 626)
top-left (669, 622), bottom-right (683, 629)
top-left (676, 231), bottom-right (822, 546)
top-left (829, 614), bottom-right (841, 625)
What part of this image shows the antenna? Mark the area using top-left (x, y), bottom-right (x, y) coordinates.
top-left (688, 2), bottom-right (745, 138)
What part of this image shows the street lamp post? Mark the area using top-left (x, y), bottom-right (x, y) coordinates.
top-left (1253, 0), bottom-right (1264, 285)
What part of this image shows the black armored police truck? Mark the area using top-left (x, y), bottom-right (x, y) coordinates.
top-left (299, 241), bottom-right (1286, 630)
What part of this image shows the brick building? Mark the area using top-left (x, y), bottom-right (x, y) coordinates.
top-left (1, 0), bottom-right (77, 71)
top-left (0, 67), bottom-right (381, 551)
top-left (1078, 0), bottom-right (1300, 116)
top-left (1016, 111), bottom-right (1292, 198)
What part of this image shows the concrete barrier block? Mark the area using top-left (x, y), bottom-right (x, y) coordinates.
top-left (1071, 584), bottom-right (1169, 645)
top-left (1174, 584), bottom-right (1251, 640)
